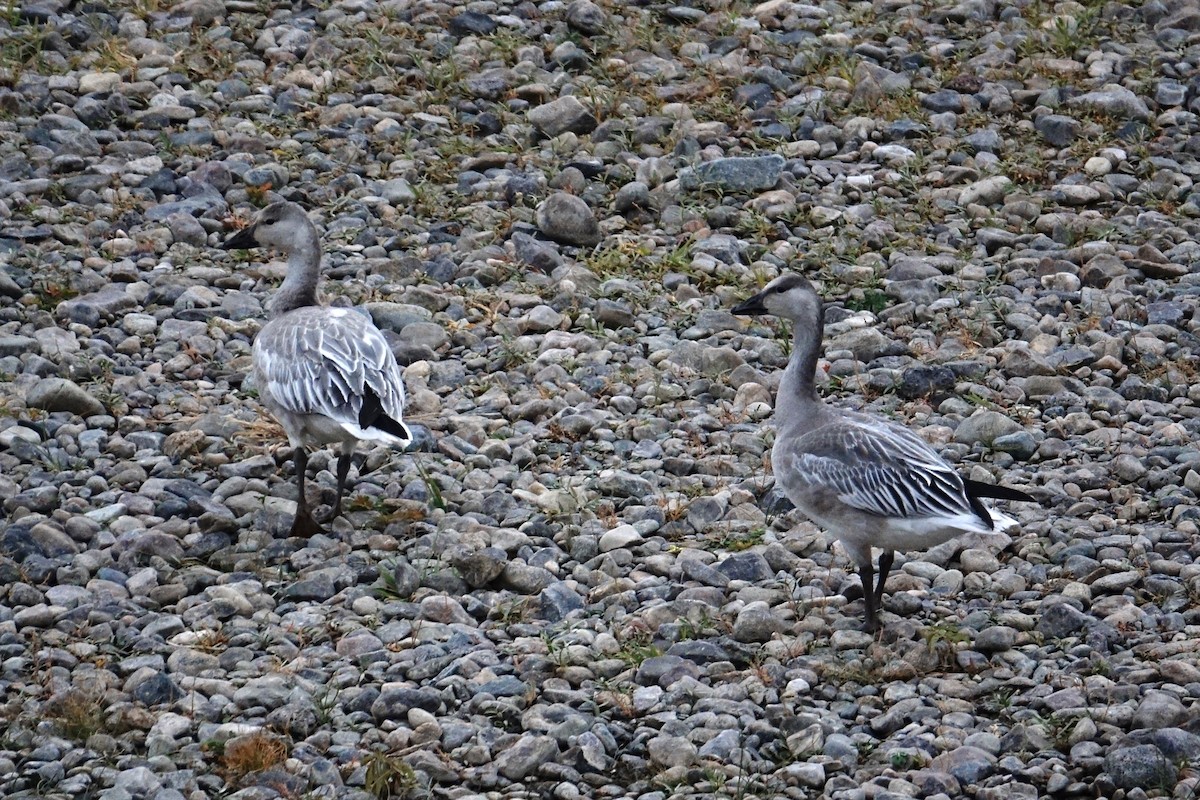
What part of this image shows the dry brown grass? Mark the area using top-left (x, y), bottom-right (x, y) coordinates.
top-left (219, 732), bottom-right (288, 784)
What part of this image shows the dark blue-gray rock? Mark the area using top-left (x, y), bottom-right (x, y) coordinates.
top-left (1143, 729), bottom-right (1200, 762)
top-left (509, 232), bottom-right (561, 273)
top-left (698, 729), bottom-right (741, 760)
top-left (284, 573), bottom-right (338, 601)
top-left (538, 581), bottom-right (585, 622)
top-left (476, 675), bottom-right (527, 697)
top-left (216, 78), bottom-right (250, 100)
top-left (667, 639), bottom-right (730, 664)
top-left (536, 192), bottom-right (600, 246)
top-left (131, 672), bottom-right (184, 706)
top-left (449, 10), bottom-right (497, 35)
top-left (963, 129), bottom-right (1003, 154)
top-left (371, 686), bottom-right (441, 720)
top-left (26, 378), bottom-right (105, 417)
top-left (1147, 301), bottom-right (1187, 326)
top-left (465, 68), bottom-right (517, 100)
top-left (1104, 744), bottom-right (1176, 790)
top-left (898, 366), bottom-right (956, 398)
top-left (930, 745), bottom-right (996, 784)
top-left (635, 655), bottom-right (701, 688)
top-left (734, 83), bottom-right (774, 109)
top-left (1068, 84), bottom-right (1152, 121)
top-left (614, 181), bottom-right (650, 213)
top-left (565, 0), bottom-right (606, 34)
top-left (716, 551), bottom-right (774, 582)
top-left (888, 119), bottom-right (927, 140)
top-left (528, 95), bottom-right (597, 137)
top-left (496, 734), bottom-right (559, 780)
top-left (678, 154), bottom-right (785, 192)
top-left (1035, 114), bottom-right (1080, 147)
top-left (974, 626), bottom-right (1017, 653)
top-left (1038, 602), bottom-right (1090, 638)
top-left (922, 89), bottom-right (964, 113)
top-left (57, 286), bottom-right (137, 325)
top-left (910, 769), bottom-right (961, 797)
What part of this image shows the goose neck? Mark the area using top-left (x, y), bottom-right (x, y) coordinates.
top-left (270, 229), bottom-right (321, 316)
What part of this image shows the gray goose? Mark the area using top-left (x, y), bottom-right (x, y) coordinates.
top-left (224, 201), bottom-right (412, 537)
top-left (733, 273), bottom-right (1034, 630)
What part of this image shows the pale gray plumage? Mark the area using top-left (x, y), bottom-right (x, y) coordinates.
top-left (224, 201), bottom-right (412, 537)
top-left (733, 273), bottom-right (1034, 629)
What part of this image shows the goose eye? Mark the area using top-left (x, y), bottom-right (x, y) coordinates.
top-left (773, 284), bottom-right (787, 293)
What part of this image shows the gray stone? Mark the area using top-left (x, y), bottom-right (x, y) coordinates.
top-left (449, 10), bottom-right (497, 35)
top-left (529, 95), bottom-right (597, 137)
top-left (538, 581), bottom-right (585, 622)
top-left (1038, 602), bottom-right (1090, 639)
top-left (954, 410), bottom-right (1022, 447)
top-left (614, 181), bottom-right (651, 212)
top-left (1068, 84), bottom-right (1152, 121)
top-left (636, 655), bottom-right (701, 687)
top-left (959, 176), bottom-right (1012, 206)
top-left (992, 431), bottom-right (1038, 459)
top-left (922, 89), bottom-right (964, 113)
top-left (648, 735), bottom-right (697, 767)
top-left (26, 377), bottom-right (105, 417)
top-left (166, 212), bottom-right (207, 247)
top-left (56, 286), bottom-right (137, 325)
top-left (0, 335), bottom-right (37, 357)
top-left (536, 192), bottom-right (601, 246)
top-left (898, 366), bottom-right (956, 398)
top-left (495, 734), bottom-right (559, 780)
top-left (827, 327), bottom-right (896, 362)
top-left (1035, 114), bottom-right (1080, 146)
top-left (974, 626), bottom-right (1017, 653)
top-left (733, 601), bottom-right (786, 642)
top-left (716, 551), bottom-right (773, 582)
top-left (1132, 690), bottom-right (1188, 730)
top-left (1104, 744), bottom-right (1176, 791)
top-left (678, 154), bottom-right (785, 192)
top-left (930, 745), bottom-right (996, 784)
top-left (963, 129), bottom-right (1003, 154)
top-left (451, 547), bottom-right (507, 588)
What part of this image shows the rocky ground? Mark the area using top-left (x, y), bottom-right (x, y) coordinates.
top-left (1, 0), bottom-right (1200, 797)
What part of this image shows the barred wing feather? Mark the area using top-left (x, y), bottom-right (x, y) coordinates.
top-left (255, 309), bottom-right (407, 441)
top-left (787, 421), bottom-right (977, 521)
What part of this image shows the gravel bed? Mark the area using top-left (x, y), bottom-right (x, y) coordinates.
top-left (2, 0), bottom-right (1200, 798)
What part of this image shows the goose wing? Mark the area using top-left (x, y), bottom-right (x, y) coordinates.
top-left (783, 419), bottom-right (977, 521)
top-left (254, 308), bottom-right (410, 443)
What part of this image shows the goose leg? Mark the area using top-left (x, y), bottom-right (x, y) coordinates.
top-left (332, 447), bottom-right (354, 519)
top-left (859, 560), bottom-right (879, 632)
top-left (289, 447), bottom-right (322, 538)
top-left (874, 550), bottom-right (894, 612)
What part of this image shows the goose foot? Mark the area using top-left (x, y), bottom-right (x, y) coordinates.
top-left (289, 511), bottom-right (324, 538)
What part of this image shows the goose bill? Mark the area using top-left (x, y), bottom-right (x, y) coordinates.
top-left (222, 225), bottom-right (258, 250)
top-left (732, 291), bottom-right (769, 315)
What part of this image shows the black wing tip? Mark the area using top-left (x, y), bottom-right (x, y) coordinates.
top-left (359, 386), bottom-right (412, 442)
top-left (963, 478), bottom-right (1036, 504)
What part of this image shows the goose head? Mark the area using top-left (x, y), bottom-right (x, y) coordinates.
top-left (732, 273), bottom-right (823, 325)
top-left (222, 201), bottom-right (314, 252)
